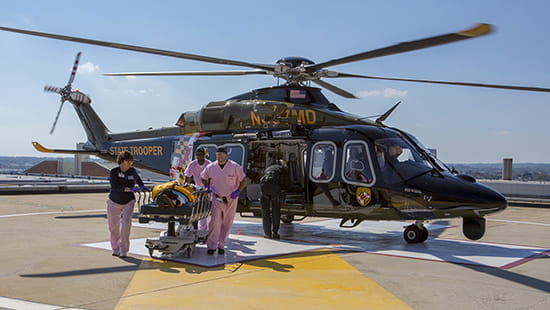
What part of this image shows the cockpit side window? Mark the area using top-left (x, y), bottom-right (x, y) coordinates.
top-left (375, 138), bottom-right (434, 184)
top-left (310, 142), bottom-right (336, 183)
top-left (342, 141), bottom-right (376, 186)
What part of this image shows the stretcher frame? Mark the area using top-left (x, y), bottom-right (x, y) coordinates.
top-left (135, 189), bottom-right (212, 258)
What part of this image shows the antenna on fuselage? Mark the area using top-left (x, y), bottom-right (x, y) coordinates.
top-left (376, 101), bottom-right (401, 125)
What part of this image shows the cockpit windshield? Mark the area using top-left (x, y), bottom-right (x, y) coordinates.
top-left (375, 137), bottom-right (434, 184)
top-left (401, 131), bottom-right (451, 173)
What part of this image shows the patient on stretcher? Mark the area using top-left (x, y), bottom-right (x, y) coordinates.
top-left (156, 190), bottom-right (189, 208)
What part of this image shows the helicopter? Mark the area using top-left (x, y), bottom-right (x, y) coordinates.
top-left (2, 23), bottom-right (549, 244)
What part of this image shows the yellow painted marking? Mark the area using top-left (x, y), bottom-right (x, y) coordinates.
top-left (116, 250), bottom-right (412, 310)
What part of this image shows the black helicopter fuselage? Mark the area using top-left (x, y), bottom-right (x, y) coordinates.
top-left (37, 84), bottom-right (506, 243)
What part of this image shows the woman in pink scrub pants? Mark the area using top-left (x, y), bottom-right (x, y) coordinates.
top-left (201, 146), bottom-right (247, 255)
top-left (107, 151), bottom-right (146, 258)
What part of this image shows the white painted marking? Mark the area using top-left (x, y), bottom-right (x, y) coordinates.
top-left (82, 219), bottom-right (549, 269)
top-left (0, 209), bottom-right (105, 219)
top-left (488, 219), bottom-right (550, 227)
top-left (83, 235), bottom-right (331, 267)
top-left (0, 296), bottom-right (89, 310)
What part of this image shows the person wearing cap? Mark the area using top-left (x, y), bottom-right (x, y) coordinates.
top-left (107, 150), bottom-right (147, 258)
top-left (201, 146), bottom-right (247, 255)
top-left (184, 147), bottom-right (212, 231)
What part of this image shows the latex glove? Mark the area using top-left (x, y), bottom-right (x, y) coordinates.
top-left (129, 187), bottom-right (140, 193)
top-left (140, 186), bottom-right (149, 192)
top-left (230, 190), bottom-right (240, 199)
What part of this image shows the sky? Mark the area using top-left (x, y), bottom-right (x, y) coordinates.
top-left (0, 0), bottom-right (549, 163)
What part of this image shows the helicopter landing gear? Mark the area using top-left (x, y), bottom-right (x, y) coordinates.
top-left (462, 217), bottom-right (486, 240)
top-left (403, 221), bottom-right (429, 243)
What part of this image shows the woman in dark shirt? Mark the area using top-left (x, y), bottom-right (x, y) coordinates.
top-left (107, 151), bottom-right (145, 258)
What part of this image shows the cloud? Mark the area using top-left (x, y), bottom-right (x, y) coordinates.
top-left (127, 88), bottom-right (153, 95)
top-left (78, 62), bottom-right (100, 73)
top-left (356, 88), bottom-right (408, 98)
top-left (495, 130), bottom-right (511, 135)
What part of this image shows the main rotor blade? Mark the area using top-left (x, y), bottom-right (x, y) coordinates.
top-left (104, 70), bottom-right (271, 76)
top-left (312, 79), bottom-right (357, 98)
top-left (0, 26), bottom-right (275, 71)
top-left (307, 23), bottom-right (492, 72)
top-left (68, 52), bottom-right (81, 86)
top-left (50, 100), bottom-right (65, 134)
top-left (334, 72), bottom-right (550, 93)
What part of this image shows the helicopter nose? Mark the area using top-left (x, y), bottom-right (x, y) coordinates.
top-left (410, 174), bottom-right (508, 214)
top-left (476, 184), bottom-right (507, 211)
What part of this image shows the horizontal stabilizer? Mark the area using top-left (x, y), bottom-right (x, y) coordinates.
top-left (32, 141), bottom-right (102, 155)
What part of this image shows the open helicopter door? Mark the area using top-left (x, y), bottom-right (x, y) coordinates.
top-left (245, 139), bottom-right (308, 216)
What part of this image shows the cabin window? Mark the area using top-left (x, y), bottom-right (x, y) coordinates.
top-left (198, 143), bottom-right (245, 166)
top-left (342, 141), bottom-right (376, 186)
top-left (310, 142), bottom-right (337, 182)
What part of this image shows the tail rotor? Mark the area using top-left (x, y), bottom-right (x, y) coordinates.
top-left (45, 52), bottom-right (90, 134)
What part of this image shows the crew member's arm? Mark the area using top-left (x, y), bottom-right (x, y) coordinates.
top-left (134, 169), bottom-right (145, 188)
top-left (236, 164), bottom-right (247, 192)
top-left (237, 178), bottom-right (247, 192)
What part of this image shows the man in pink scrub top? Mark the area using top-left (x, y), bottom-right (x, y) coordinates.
top-left (201, 146), bottom-right (247, 255)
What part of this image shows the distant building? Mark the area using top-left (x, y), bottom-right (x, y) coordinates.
top-left (24, 158), bottom-right (169, 181)
top-left (25, 159), bottom-right (110, 177)
top-left (503, 158), bottom-right (513, 180)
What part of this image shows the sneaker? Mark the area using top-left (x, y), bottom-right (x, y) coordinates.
top-left (207, 249), bottom-right (215, 255)
top-left (263, 234), bottom-right (272, 239)
top-left (218, 248), bottom-right (225, 255)
top-left (112, 251), bottom-right (120, 257)
top-left (272, 233), bottom-right (280, 240)
top-left (119, 251), bottom-right (127, 258)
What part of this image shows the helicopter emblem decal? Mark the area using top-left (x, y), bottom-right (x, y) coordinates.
top-left (356, 187), bottom-right (372, 207)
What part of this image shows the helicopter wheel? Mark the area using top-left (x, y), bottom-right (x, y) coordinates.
top-left (281, 214), bottom-right (295, 224)
top-left (419, 225), bottom-right (429, 242)
top-left (403, 224), bottom-right (428, 243)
